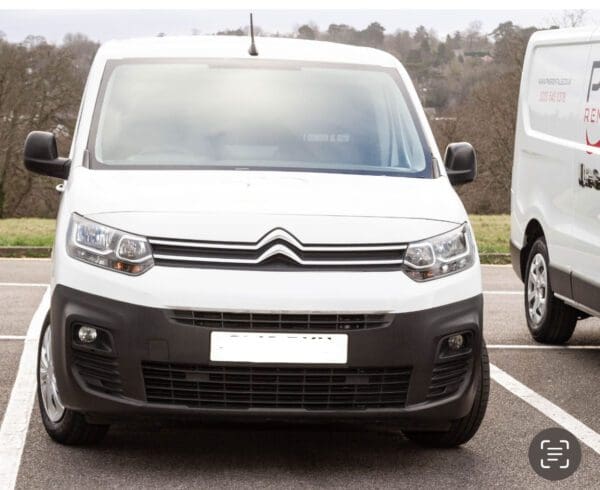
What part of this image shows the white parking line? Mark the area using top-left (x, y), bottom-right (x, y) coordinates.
top-left (490, 363), bottom-right (600, 455)
top-left (0, 283), bottom-right (49, 288)
top-left (0, 288), bottom-right (49, 490)
top-left (483, 291), bottom-right (523, 295)
top-left (0, 336), bottom-right (27, 341)
top-left (488, 344), bottom-right (600, 350)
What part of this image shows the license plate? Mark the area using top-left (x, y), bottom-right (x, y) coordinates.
top-left (210, 331), bottom-right (348, 364)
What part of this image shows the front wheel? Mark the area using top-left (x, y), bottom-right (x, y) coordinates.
top-left (403, 342), bottom-right (490, 448)
top-left (38, 321), bottom-right (109, 445)
top-left (524, 238), bottom-right (577, 344)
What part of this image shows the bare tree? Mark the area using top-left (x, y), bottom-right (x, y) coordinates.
top-left (549, 10), bottom-right (588, 28)
top-left (0, 35), bottom-right (97, 217)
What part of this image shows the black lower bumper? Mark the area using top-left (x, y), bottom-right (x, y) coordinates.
top-left (51, 285), bottom-right (483, 427)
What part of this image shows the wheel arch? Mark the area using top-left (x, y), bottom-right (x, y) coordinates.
top-left (519, 219), bottom-right (545, 281)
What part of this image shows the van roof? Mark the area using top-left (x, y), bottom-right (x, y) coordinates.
top-left (528, 26), bottom-right (599, 45)
top-left (96, 35), bottom-right (400, 68)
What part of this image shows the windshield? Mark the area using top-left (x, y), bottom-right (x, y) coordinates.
top-left (91, 60), bottom-right (432, 177)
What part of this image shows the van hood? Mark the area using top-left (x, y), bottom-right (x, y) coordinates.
top-left (66, 168), bottom-right (468, 243)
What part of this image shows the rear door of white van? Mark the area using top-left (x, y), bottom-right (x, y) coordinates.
top-left (572, 28), bottom-right (600, 312)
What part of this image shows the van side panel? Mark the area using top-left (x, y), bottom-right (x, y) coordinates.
top-left (511, 32), bottom-right (593, 284)
top-left (571, 32), bottom-right (600, 311)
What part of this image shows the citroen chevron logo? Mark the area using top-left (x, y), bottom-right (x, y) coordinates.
top-left (254, 228), bottom-right (306, 264)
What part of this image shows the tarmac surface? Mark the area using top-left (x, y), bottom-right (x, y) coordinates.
top-left (1, 259), bottom-right (598, 489)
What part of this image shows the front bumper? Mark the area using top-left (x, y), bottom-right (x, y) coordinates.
top-left (51, 285), bottom-right (483, 426)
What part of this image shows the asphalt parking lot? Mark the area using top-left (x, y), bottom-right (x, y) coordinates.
top-left (1, 259), bottom-right (599, 488)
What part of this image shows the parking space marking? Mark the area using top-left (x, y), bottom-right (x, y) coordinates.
top-left (489, 344), bottom-right (600, 350)
top-left (483, 290), bottom-right (523, 295)
top-left (490, 363), bottom-right (600, 455)
top-left (0, 283), bottom-right (48, 288)
top-left (0, 288), bottom-right (49, 490)
top-left (0, 336), bottom-right (26, 341)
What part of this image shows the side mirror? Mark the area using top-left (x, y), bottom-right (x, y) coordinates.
top-left (23, 131), bottom-right (70, 179)
top-left (444, 142), bottom-right (476, 185)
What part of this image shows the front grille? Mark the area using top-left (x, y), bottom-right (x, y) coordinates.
top-left (149, 228), bottom-right (406, 271)
top-left (169, 310), bottom-right (392, 331)
top-left (426, 354), bottom-right (471, 401)
top-left (142, 362), bottom-right (411, 410)
top-left (72, 349), bottom-right (123, 397)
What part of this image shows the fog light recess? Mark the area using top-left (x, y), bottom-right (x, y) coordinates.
top-left (447, 334), bottom-right (465, 352)
top-left (77, 325), bottom-right (98, 344)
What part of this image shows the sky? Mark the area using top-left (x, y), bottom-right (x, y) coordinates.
top-left (0, 9), bottom-right (599, 44)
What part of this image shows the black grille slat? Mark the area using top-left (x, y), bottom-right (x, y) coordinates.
top-left (73, 350), bottom-right (123, 396)
top-left (151, 240), bottom-right (405, 262)
top-left (169, 310), bottom-right (391, 331)
top-left (142, 362), bottom-right (411, 410)
top-left (426, 354), bottom-right (472, 401)
top-left (149, 231), bottom-right (406, 271)
top-left (142, 375), bottom-right (409, 387)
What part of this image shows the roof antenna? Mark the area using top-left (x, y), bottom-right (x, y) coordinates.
top-left (248, 13), bottom-right (258, 56)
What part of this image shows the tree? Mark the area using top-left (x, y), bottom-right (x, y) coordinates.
top-left (0, 34), bottom-right (96, 217)
top-left (435, 42), bottom-right (454, 66)
top-left (491, 21), bottom-right (535, 68)
top-left (361, 22), bottom-right (385, 48)
top-left (464, 20), bottom-right (483, 50)
top-left (551, 9), bottom-right (588, 28)
top-left (388, 29), bottom-right (413, 61)
top-left (414, 25), bottom-right (429, 44)
top-left (217, 28), bottom-right (245, 36)
top-left (297, 24), bottom-right (316, 40)
top-left (326, 24), bottom-right (357, 45)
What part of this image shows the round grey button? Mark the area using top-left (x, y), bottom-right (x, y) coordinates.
top-left (529, 428), bottom-right (581, 481)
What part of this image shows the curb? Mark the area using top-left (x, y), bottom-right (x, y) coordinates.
top-left (0, 247), bottom-right (52, 258)
top-left (479, 253), bottom-right (510, 265)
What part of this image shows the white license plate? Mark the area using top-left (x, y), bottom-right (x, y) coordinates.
top-left (210, 331), bottom-right (348, 364)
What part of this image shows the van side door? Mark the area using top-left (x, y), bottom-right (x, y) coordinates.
top-left (572, 31), bottom-right (600, 312)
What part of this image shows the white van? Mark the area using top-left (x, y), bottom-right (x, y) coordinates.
top-left (24, 35), bottom-right (488, 447)
top-left (511, 27), bottom-right (600, 343)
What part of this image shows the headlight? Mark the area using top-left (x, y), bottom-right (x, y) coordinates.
top-left (67, 214), bottom-right (154, 275)
top-left (402, 223), bottom-right (476, 281)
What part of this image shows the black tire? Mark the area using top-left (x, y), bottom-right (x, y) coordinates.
top-left (37, 321), bottom-right (109, 445)
top-left (403, 342), bottom-right (490, 448)
top-left (524, 238), bottom-right (577, 344)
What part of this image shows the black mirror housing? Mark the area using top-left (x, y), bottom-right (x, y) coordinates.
top-left (23, 131), bottom-right (71, 179)
top-left (444, 142), bottom-right (476, 185)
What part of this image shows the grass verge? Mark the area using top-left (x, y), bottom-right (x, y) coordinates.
top-left (0, 218), bottom-right (56, 247)
top-left (470, 214), bottom-right (511, 264)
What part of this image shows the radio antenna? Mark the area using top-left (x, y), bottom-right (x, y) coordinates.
top-left (248, 13), bottom-right (258, 56)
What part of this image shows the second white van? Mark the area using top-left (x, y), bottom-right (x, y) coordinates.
top-left (511, 26), bottom-right (600, 343)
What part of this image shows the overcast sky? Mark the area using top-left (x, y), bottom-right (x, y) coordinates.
top-left (1, 9), bottom-right (599, 44)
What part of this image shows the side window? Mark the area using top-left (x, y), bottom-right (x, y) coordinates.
top-left (527, 44), bottom-right (591, 144)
